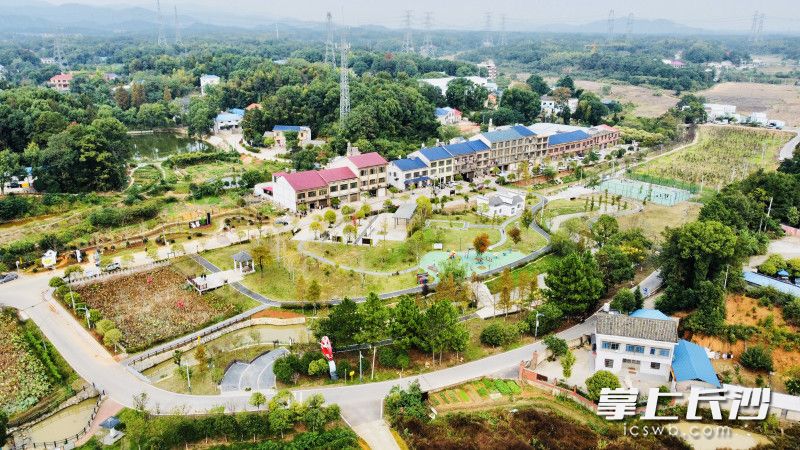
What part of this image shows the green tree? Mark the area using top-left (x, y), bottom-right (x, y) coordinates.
top-left (544, 335), bottom-right (568, 359)
top-left (269, 408), bottom-right (293, 438)
top-left (525, 303), bottom-right (563, 336)
top-left (306, 280), bottom-right (321, 306)
top-left (525, 74), bottom-right (550, 96)
top-left (0, 149), bottom-right (21, 195)
top-left (249, 392), bottom-right (267, 410)
top-left (104, 328), bottom-right (122, 349)
top-left (740, 346), bottom-right (774, 372)
top-left (591, 214), bottom-right (619, 247)
top-left (324, 210), bottom-right (337, 226)
top-left (521, 207), bottom-right (534, 228)
top-left (114, 86), bottom-right (131, 110)
top-left (610, 289), bottom-right (637, 314)
top-left (498, 267), bottom-right (514, 318)
top-left (596, 245), bottom-right (635, 288)
top-left (357, 293), bottom-right (390, 380)
top-left (316, 298), bottom-right (361, 347)
top-left (500, 87), bottom-right (541, 122)
top-left (561, 349), bottom-right (576, 379)
top-left (187, 97), bottom-right (214, 137)
top-left (421, 300), bottom-right (466, 364)
top-left (544, 252), bottom-right (604, 316)
top-left (585, 370), bottom-right (621, 402)
top-left (445, 77), bottom-right (489, 112)
top-left (130, 82), bottom-right (146, 108)
top-left (555, 75), bottom-right (576, 93)
top-left (389, 296), bottom-right (422, 351)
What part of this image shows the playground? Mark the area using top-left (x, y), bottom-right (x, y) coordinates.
top-left (597, 178), bottom-right (692, 206)
top-left (419, 249), bottom-right (527, 279)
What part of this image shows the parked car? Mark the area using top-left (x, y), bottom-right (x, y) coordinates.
top-left (0, 272), bottom-right (19, 283)
top-left (276, 218), bottom-right (290, 226)
top-left (103, 262), bottom-right (121, 272)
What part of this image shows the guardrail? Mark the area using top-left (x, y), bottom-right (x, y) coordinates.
top-left (11, 389), bottom-right (105, 450)
top-left (66, 259), bottom-right (171, 285)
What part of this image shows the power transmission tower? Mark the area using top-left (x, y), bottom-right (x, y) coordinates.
top-left (174, 5), bottom-right (182, 45)
top-left (607, 9), bottom-right (615, 41)
top-left (339, 32), bottom-right (351, 123)
top-left (402, 10), bottom-right (414, 53)
top-left (156, 0), bottom-right (167, 46)
top-left (750, 11), bottom-right (760, 42)
top-left (500, 14), bottom-right (507, 46)
top-left (420, 11), bottom-right (434, 57)
top-left (757, 13), bottom-right (765, 43)
top-left (53, 33), bottom-right (66, 73)
top-left (625, 13), bottom-right (634, 41)
top-left (324, 12), bottom-right (337, 68)
top-left (483, 12), bottom-right (493, 47)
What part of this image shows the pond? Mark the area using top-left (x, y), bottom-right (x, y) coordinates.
top-left (130, 133), bottom-right (213, 161)
top-left (14, 398), bottom-right (98, 445)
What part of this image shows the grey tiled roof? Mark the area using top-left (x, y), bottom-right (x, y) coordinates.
top-left (595, 313), bottom-right (678, 343)
top-left (232, 251), bottom-right (253, 263)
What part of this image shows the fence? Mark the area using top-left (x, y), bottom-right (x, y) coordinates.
top-left (7, 385), bottom-right (98, 430)
top-left (66, 259), bottom-right (171, 286)
top-left (11, 390), bottom-right (105, 450)
top-left (518, 362), bottom-right (597, 412)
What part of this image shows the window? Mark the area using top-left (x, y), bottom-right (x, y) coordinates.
top-left (650, 362), bottom-right (661, 370)
top-left (378, 177), bottom-right (385, 183)
top-left (601, 342), bottom-right (620, 350)
top-left (360, 170), bottom-right (366, 176)
top-left (405, 174), bottom-right (411, 179)
top-left (605, 359), bottom-right (614, 368)
top-left (626, 344), bottom-right (645, 354)
top-left (369, 168), bottom-right (375, 175)
top-left (350, 182), bottom-right (357, 189)
top-left (650, 347), bottom-right (670, 357)
top-left (330, 185), bottom-right (338, 192)
top-left (340, 184), bottom-right (348, 191)
top-left (297, 193), bottom-right (305, 199)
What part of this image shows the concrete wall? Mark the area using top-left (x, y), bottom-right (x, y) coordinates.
top-left (593, 333), bottom-right (675, 379)
top-left (272, 177), bottom-right (298, 212)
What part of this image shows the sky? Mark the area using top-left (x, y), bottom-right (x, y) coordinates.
top-left (42, 0), bottom-right (800, 33)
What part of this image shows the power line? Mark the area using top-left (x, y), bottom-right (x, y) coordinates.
top-left (483, 12), bottom-right (493, 47)
top-left (420, 12), bottom-right (435, 57)
top-left (156, 0), bottom-right (167, 46)
top-left (607, 9), bottom-right (615, 41)
top-left (625, 13), bottom-right (634, 41)
top-left (500, 14), bottom-right (507, 46)
top-left (53, 33), bottom-right (66, 73)
top-left (174, 5), bottom-right (182, 46)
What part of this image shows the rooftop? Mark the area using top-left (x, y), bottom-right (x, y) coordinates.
top-left (394, 203), bottom-right (417, 220)
top-left (418, 146), bottom-right (453, 161)
top-left (481, 125), bottom-right (536, 143)
top-left (672, 339), bottom-right (721, 387)
top-left (629, 309), bottom-right (671, 321)
top-left (348, 152), bottom-right (388, 168)
top-left (318, 167), bottom-right (357, 183)
top-left (232, 251), bottom-right (253, 263)
top-left (391, 157), bottom-right (428, 171)
top-left (743, 271), bottom-right (800, 297)
top-left (528, 123), bottom-right (587, 135)
top-left (273, 125), bottom-right (310, 132)
top-left (435, 107), bottom-right (460, 117)
top-left (277, 170), bottom-right (327, 191)
top-left (50, 73), bottom-right (73, 82)
top-left (596, 313), bottom-right (678, 343)
top-left (445, 140), bottom-right (489, 156)
top-left (548, 130), bottom-right (592, 146)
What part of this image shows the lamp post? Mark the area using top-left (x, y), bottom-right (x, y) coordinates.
top-left (534, 312), bottom-right (544, 338)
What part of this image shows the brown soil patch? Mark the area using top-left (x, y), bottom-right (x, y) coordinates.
top-left (574, 79), bottom-right (680, 118)
top-left (697, 82), bottom-right (800, 127)
top-left (250, 309), bottom-right (304, 320)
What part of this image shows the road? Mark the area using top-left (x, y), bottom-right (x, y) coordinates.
top-left (779, 128), bottom-right (800, 160)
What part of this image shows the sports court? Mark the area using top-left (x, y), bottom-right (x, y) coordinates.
top-left (419, 249), bottom-right (526, 279)
top-left (598, 178), bottom-right (693, 206)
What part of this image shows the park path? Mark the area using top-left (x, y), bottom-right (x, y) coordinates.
top-left (189, 254), bottom-right (280, 306)
top-left (779, 128), bottom-right (800, 160)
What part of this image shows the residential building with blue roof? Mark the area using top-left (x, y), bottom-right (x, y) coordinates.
top-left (213, 109), bottom-right (244, 133)
top-left (630, 309), bottom-right (671, 321)
top-left (743, 271), bottom-right (800, 297)
top-left (266, 125), bottom-right (312, 149)
top-left (434, 107), bottom-right (461, 125)
top-left (594, 312), bottom-right (678, 381)
top-left (672, 339), bottom-right (721, 388)
top-left (410, 146), bottom-right (455, 184)
top-left (474, 124), bottom-right (549, 174)
top-left (388, 157), bottom-right (431, 190)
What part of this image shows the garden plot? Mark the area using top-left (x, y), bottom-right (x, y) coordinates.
top-left (76, 267), bottom-right (257, 352)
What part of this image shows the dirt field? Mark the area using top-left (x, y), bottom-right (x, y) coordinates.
top-left (617, 202), bottom-right (702, 243)
top-left (573, 79), bottom-right (680, 117)
top-left (697, 82), bottom-right (800, 127)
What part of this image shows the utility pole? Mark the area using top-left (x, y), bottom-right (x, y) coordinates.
top-left (402, 10), bottom-right (414, 53)
top-left (173, 5), bottom-right (181, 45)
top-left (625, 13), bottom-right (634, 41)
top-left (500, 14), bottom-right (507, 47)
top-left (339, 31), bottom-right (351, 123)
top-left (156, 0), bottom-right (167, 46)
top-left (324, 12), bottom-right (336, 68)
top-left (275, 23), bottom-right (280, 40)
top-left (750, 11), bottom-right (760, 43)
top-left (53, 33), bottom-right (66, 73)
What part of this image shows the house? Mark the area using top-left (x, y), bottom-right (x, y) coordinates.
top-left (246, 103), bottom-right (263, 111)
top-left (743, 271), bottom-right (800, 298)
top-left (435, 107), bottom-right (462, 125)
top-left (268, 125), bottom-right (312, 149)
top-left (546, 130), bottom-right (594, 158)
top-left (317, 167), bottom-right (360, 205)
top-left (213, 109), bottom-right (244, 133)
top-left (748, 112), bottom-right (769, 126)
top-left (418, 75), bottom-right (491, 96)
top-left (48, 73), bottom-right (73, 91)
top-left (477, 60), bottom-right (498, 80)
top-left (475, 190), bottom-right (525, 217)
top-left (592, 312), bottom-right (679, 380)
top-left (540, 96), bottom-right (579, 116)
top-left (444, 140), bottom-right (491, 181)
top-left (103, 72), bottom-right (119, 82)
top-left (388, 157), bottom-right (430, 191)
top-left (411, 146), bottom-right (455, 185)
top-left (272, 171), bottom-right (329, 212)
top-left (200, 74), bottom-right (221, 96)
top-left (329, 152), bottom-right (389, 197)
top-left (588, 124), bottom-right (620, 150)
top-left (704, 103), bottom-right (737, 122)
top-left (476, 125), bottom-right (545, 173)
top-left (672, 339), bottom-right (721, 391)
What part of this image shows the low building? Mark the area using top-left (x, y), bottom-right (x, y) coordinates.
top-left (48, 73), bottom-right (73, 91)
top-left (475, 191), bottom-right (525, 217)
top-left (435, 107), bottom-right (461, 125)
top-left (748, 112), bottom-right (769, 126)
top-left (592, 312), bottom-right (678, 380)
top-left (540, 97), bottom-right (579, 115)
top-left (213, 109), bottom-right (244, 133)
top-left (477, 60), bottom-right (498, 80)
top-left (318, 167), bottom-right (360, 205)
top-left (388, 157), bottom-right (430, 191)
top-left (672, 339), bottom-right (721, 391)
top-left (200, 74), bottom-right (220, 96)
top-left (704, 103), bottom-right (737, 121)
top-left (268, 125), bottom-right (312, 148)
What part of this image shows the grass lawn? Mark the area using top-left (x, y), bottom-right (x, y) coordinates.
top-left (485, 254), bottom-right (559, 294)
top-left (431, 211), bottom-right (497, 225)
top-left (303, 240), bottom-right (417, 273)
top-left (76, 265), bottom-right (258, 352)
top-left (617, 202), bottom-right (702, 243)
top-left (633, 126), bottom-right (793, 189)
top-left (540, 198), bottom-right (589, 226)
top-left (495, 220), bottom-right (548, 253)
top-left (426, 223), bottom-right (501, 251)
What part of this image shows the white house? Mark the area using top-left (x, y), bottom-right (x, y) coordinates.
top-left (540, 96), bottom-right (579, 116)
top-left (435, 107), bottom-right (462, 125)
top-left (213, 109), bottom-right (244, 133)
top-left (200, 74), bottom-right (221, 96)
top-left (266, 125), bottom-right (312, 148)
top-left (410, 146), bottom-right (454, 184)
top-left (592, 312), bottom-right (678, 380)
top-left (475, 191), bottom-right (524, 217)
top-left (748, 112), bottom-right (769, 126)
top-left (388, 157), bottom-right (430, 191)
top-left (704, 103), bottom-right (737, 121)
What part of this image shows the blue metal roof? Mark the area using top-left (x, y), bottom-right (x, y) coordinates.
top-left (512, 124), bottom-right (536, 137)
top-left (777, 269), bottom-right (790, 277)
top-left (481, 125), bottom-right (535, 143)
top-left (548, 130), bottom-right (592, 146)
top-left (229, 108), bottom-right (245, 116)
top-left (443, 140), bottom-right (490, 156)
top-left (743, 271), bottom-right (800, 297)
top-left (273, 125), bottom-right (307, 132)
top-left (435, 107), bottom-right (453, 117)
top-left (672, 339), bottom-right (720, 387)
top-left (418, 146), bottom-right (453, 161)
top-left (391, 157), bottom-right (428, 171)
top-left (215, 112), bottom-right (242, 122)
top-left (630, 309), bottom-right (671, 320)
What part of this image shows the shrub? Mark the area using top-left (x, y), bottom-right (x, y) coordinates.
top-left (525, 303), bottom-right (563, 336)
top-left (480, 322), bottom-right (520, 347)
top-left (740, 346), bottom-right (773, 372)
top-left (53, 284), bottom-right (71, 301)
top-left (308, 359), bottom-right (329, 377)
top-left (544, 335), bottom-right (568, 360)
top-left (585, 370), bottom-right (621, 402)
top-left (103, 329), bottom-right (122, 348)
top-left (378, 346), bottom-right (411, 369)
top-left (273, 355), bottom-right (299, 384)
top-left (95, 319), bottom-right (115, 336)
top-left (758, 254), bottom-right (786, 276)
top-left (783, 298), bottom-right (800, 326)
top-left (49, 277), bottom-right (65, 288)
top-left (610, 289), bottom-right (636, 314)
top-left (786, 378), bottom-right (800, 396)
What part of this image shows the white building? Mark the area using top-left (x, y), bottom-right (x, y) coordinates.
top-left (434, 107), bottom-right (462, 125)
top-left (419, 75), bottom-right (492, 96)
top-left (704, 103), bottom-right (737, 122)
top-left (540, 96), bottom-right (579, 116)
top-left (213, 109), bottom-right (244, 133)
top-left (410, 146), bottom-right (455, 184)
top-left (200, 74), bottom-right (221, 96)
top-left (475, 191), bottom-right (525, 217)
top-left (477, 60), bottom-right (498, 80)
top-left (748, 112), bottom-right (769, 126)
top-left (592, 312), bottom-right (678, 380)
top-left (388, 157), bottom-right (430, 191)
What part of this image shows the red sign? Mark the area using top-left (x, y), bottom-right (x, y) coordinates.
top-left (320, 336), bottom-right (334, 361)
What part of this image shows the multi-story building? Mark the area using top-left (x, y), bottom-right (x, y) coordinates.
top-left (213, 109), bottom-right (244, 133)
top-left (435, 107), bottom-right (461, 125)
top-left (388, 157), bottom-right (430, 191)
top-left (48, 73), bottom-right (73, 91)
top-left (328, 152), bottom-right (388, 197)
top-left (200, 74), bottom-right (220, 96)
top-left (592, 312), bottom-right (678, 380)
top-left (318, 167), bottom-right (360, 205)
top-left (411, 146), bottom-right (455, 185)
top-left (476, 125), bottom-right (547, 173)
top-left (444, 140), bottom-right (491, 181)
top-left (272, 171), bottom-right (329, 212)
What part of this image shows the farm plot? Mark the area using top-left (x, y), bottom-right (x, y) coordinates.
top-left (76, 266), bottom-right (257, 352)
top-left (633, 126), bottom-right (793, 189)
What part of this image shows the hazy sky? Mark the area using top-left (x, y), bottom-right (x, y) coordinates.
top-left (44, 0), bottom-right (800, 32)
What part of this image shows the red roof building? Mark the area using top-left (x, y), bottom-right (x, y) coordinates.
top-left (48, 73), bottom-right (73, 91)
top-left (277, 171), bottom-right (327, 192)
top-left (347, 152), bottom-right (388, 168)
top-left (318, 167), bottom-right (357, 183)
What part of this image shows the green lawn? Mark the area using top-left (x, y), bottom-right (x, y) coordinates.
top-left (495, 220), bottom-right (548, 253)
top-left (303, 240), bottom-right (417, 273)
top-left (425, 223), bottom-right (501, 251)
top-left (485, 254), bottom-right (560, 294)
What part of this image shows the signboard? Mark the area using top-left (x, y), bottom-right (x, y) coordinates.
top-left (41, 250), bottom-right (57, 268)
top-left (319, 336), bottom-right (337, 380)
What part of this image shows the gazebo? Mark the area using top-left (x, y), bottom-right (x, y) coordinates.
top-left (232, 251), bottom-right (255, 274)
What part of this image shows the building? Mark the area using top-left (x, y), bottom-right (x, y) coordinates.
top-left (747, 112), bottom-right (769, 126)
top-left (388, 157), bottom-right (430, 191)
top-left (743, 271), bottom-right (800, 298)
top-left (435, 107), bottom-right (462, 125)
top-left (329, 152), bottom-right (389, 197)
top-left (317, 167), bottom-right (360, 205)
top-left (272, 171), bottom-right (329, 212)
top-left (475, 190), bottom-right (525, 217)
top-left (540, 96), bottom-right (579, 116)
top-left (672, 339), bottom-right (721, 391)
top-left (200, 74), bottom-right (221, 96)
top-left (213, 109), bottom-right (244, 133)
top-left (704, 103), bottom-right (737, 121)
top-left (476, 125), bottom-right (546, 173)
top-left (419, 75), bottom-right (493, 96)
top-left (48, 73), bottom-right (73, 91)
top-left (477, 60), bottom-right (498, 80)
top-left (593, 312), bottom-right (678, 380)
top-left (443, 140), bottom-right (491, 181)
top-left (410, 146), bottom-right (455, 184)
top-left (267, 125), bottom-right (312, 148)
top-left (546, 129), bottom-right (594, 158)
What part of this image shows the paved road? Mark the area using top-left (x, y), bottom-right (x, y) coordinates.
top-left (779, 128), bottom-right (800, 160)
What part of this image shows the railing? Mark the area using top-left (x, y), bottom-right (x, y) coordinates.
top-left (11, 390), bottom-right (106, 450)
top-left (66, 259), bottom-right (170, 285)
top-left (7, 385), bottom-right (98, 429)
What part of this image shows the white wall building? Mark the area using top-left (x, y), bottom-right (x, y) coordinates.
top-left (475, 191), bottom-right (524, 217)
top-left (704, 103), bottom-right (737, 121)
top-left (200, 74), bottom-right (221, 96)
top-left (419, 75), bottom-right (492, 95)
top-left (592, 313), bottom-right (678, 380)
top-left (388, 157), bottom-right (431, 191)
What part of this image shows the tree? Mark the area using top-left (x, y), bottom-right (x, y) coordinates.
top-left (310, 221), bottom-right (323, 239)
top-left (585, 370), bottom-right (621, 402)
top-left (498, 268), bottom-right (514, 318)
top-left (420, 300), bottom-right (466, 364)
top-left (130, 82), bottom-right (146, 108)
top-left (573, 92), bottom-right (609, 125)
top-left (740, 346), bottom-right (773, 372)
top-left (633, 287), bottom-right (644, 310)
top-left (316, 298), bottom-right (361, 347)
top-left (251, 244), bottom-right (271, 274)
top-left (525, 74), bottom-right (550, 96)
top-left (500, 87), bottom-right (541, 123)
top-left (544, 335), bottom-right (568, 359)
top-left (509, 226), bottom-right (522, 244)
top-left (561, 349), bottom-right (576, 379)
top-left (187, 97), bottom-right (214, 136)
top-left (295, 274), bottom-right (307, 301)
top-left (385, 381), bottom-right (429, 425)
top-left (0, 149), bottom-right (21, 195)
top-left (343, 224), bottom-right (357, 242)
top-left (104, 328), bottom-right (122, 349)
top-left (596, 245), bottom-right (635, 288)
top-left (306, 280), bottom-right (321, 306)
top-left (480, 322), bottom-right (519, 347)
top-left (525, 303), bottom-right (563, 336)
top-left (445, 78), bottom-right (489, 112)
top-left (544, 252), bottom-right (604, 316)
top-left (555, 75), bottom-right (576, 93)
top-left (269, 407), bottom-right (293, 438)
top-left (473, 232), bottom-right (491, 256)
top-left (416, 196), bottom-right (433, 218)
top-left (389, 296), bottom-right (422, 351)
top-left (521, 207), bottom-right (534, 228)
top-left (357, 293), bottom-right (390, 380)
top-left (113, 86), bottom-right (130, 110)
top-left (95, 319), bottom-right (115, 336)
top-left (610, 289), bottom-right (637, 314)
top-left (249, 392), bottom-right (267, 410)
top-left (591, 215), bottom-right (619, 247)
top-left (0, 410), bottom-right (6, 447)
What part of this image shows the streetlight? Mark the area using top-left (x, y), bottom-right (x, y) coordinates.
top-left (534, 312), bottom-right (544, 338)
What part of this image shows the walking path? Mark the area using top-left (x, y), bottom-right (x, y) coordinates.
top-left (779, 128), bottom-right (800, 160)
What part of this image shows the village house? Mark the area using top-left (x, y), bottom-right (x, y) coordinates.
top-left (435, 107), bottom-right (462, 125)
top-left (475, 190), bottom-right (525, 217)
top-left (213, 109), bottom-right (244, 133)
top-left (388, 157), bottom-right (430, 191)
top-left (200, 74), bottom-right (220, 96)
top-left (328, 152), bottom-right (388, 197)
top-left (267, 125), bottom-right (312, 149)
top-left (410, 146), bottom-right (455, 185)
top-left (48, 73), bottom-right (73, 91)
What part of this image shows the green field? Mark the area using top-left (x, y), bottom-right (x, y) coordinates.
top-left (633, 126), bottom-right (792, 189)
